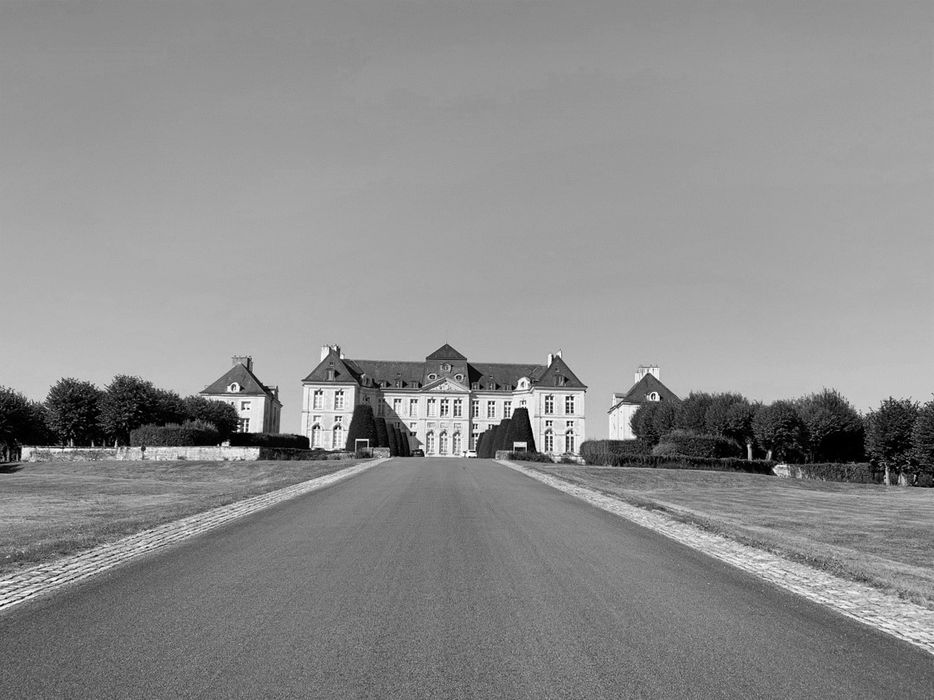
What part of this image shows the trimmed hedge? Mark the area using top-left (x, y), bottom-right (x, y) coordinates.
top-left (580, 439), bottom-right (652, 465)
top-left (228, 432), bottom-right (310, 449)
top-left (780, 462), bottom-right (882, 484)
top-left (652, 431), bottom-right (742, 459)
top-left (130, 421), bottom-right (219, 447)
top-left (504, 450), bottom-right (551, 463)
top-left (585, 453), bottom-right (776, 475)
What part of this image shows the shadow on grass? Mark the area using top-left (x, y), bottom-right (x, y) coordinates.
top-left (0, 462), bottom-right (23, 474)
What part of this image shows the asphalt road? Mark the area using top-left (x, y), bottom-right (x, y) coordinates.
top-left (2, 458), bottom-right (932, 698)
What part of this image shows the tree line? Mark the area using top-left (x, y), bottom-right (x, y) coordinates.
top-left (628, 389), bottom-right (934, 484)
top-left (0, 376), bottom-right (240, 457)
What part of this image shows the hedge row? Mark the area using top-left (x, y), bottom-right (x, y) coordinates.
top-left (584, 453), bottom-right (776, 474)
top-left (228, 432), bottom-right (309, 449)
top-left (580, 440), bottom-right (652, 464)
top-left (652, 431), bottom-right (743, 459)
top-left (780, 462), bottom-right (882, 484)
top-left (130, 422), bottom-right (219, 447)
top-left (502, 451), bottom-right (552, 463)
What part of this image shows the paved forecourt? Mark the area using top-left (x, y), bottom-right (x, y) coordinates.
top-left (1, 458), bottom-right (931, 699)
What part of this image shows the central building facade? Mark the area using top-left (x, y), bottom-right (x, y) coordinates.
top-left (300, 344), bottom-right (587, 456)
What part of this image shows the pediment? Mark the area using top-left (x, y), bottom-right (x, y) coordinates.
top-left (422, 377), bottom-right (470, 393)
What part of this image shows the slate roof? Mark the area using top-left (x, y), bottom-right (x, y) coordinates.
top-left (201, 363), bottom-right (279, 399)
top-left (302, 345), bottom-right (586, 391)
top-left (608, 373), bottom-right (680, 413)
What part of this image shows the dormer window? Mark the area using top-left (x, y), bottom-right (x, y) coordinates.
top-left (517, 377), bottom-right (529, 390)
top-left (440, 363), bottom-right (451, 372)
top-left (395, 379), bottom-right (403, 388)
top-left (227, 382), bottom-right (241, 393)
top-left (487, 380), bottom-right (496, 390)
top-left (427, 373), bottom-right (437, 381)
top-left (472, 382), bottom-right (480, 390)
top-left (326, 368), bottom-right (336, 381)
top-left (454, 373), bottom-right (464, 382)
top-left (648, 392), bottom-right (660, 401)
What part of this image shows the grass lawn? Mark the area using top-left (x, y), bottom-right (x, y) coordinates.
top-left (522, 463), bottom-right (934, 609)
top-left (0, 458), bottom-right (361, 576)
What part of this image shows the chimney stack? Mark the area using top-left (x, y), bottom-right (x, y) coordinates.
top-left (232, 355), bottom-right (253, 371)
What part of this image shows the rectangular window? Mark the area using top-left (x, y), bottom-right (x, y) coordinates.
top-left (440, 398), bottom-right (450, 416)
top-left (545, 420), bottom-right (553, 428)
top-left (503, 401), bottom-right (512, 419)
top-left (566, 420), bottom-right (574, 429)
top-left (471, 400), bottom-right (479, 417)
top-left (428, 398), bottom-right (437, 417)
top-left (409, 399), bottom-right (418, 417)
top-left (565, 395), bottom-right (575, 414)
top-left (334, 390), bottom-right (344, 410)
top-left (240, 401), bottom-right (251, 411)
top-left (453, 399), bottom-right (463, 417)
top-left (313, 390), bottom-right (323, 410)
top-left (544, 395), bottom-right (554, 415)
top-left (487, 401), bottom-right (496, 419)
top-left (238, 418), bottom-right (250, 433)
top-left (393, 398), bottom-right (402, 416)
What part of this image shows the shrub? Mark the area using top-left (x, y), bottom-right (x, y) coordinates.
top-left (911, 400), bottom-right (934, 473)
top-left (505, 408), bottom-right (536, 452)
top-left (374, 417), bottom-right (389, 448)
top-left (387, 425), bottom-right (399, 456)
top-left (652, 430), bottom-right (742, 459)
top-left (601, 454), bottom-right (775, 475)
top-left (630, 403), bottom-right (662, 444)
top-left (345, 405), bottom-right (377, 451)
top-left (505, 450), bottom-right (551, 463)
top-left (228, 432), bottom-right (310, 449)
top-left (130, 420), bottom-right (219, 447)
top-left (580, 439), bottom-right (652, 465)
top-left (493, 420), bottom-right (511, 453)
top-left (780, 462), bottom-right (881, 484)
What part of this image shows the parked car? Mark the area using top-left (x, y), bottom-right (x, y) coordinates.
top-left (411, 449), bottom-right (425, 457)
top-left (462, 450), bottom-right (477, 458)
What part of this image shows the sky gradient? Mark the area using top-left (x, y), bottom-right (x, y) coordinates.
top-left (2, 1), bottom-right (932, 437)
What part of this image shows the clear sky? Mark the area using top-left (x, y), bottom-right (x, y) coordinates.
top-left (2, 1), bottom-right (931, 438)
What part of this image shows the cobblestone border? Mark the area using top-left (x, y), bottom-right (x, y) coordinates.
top-left (0, 458), bottom-right (388, 614)
top-left (498, 460), bottom-right (934, 656)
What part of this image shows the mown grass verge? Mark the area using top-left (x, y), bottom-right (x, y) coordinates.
top-left (518, 462), bottom-right (934, 609)
top-left (0, 458), bottom-right (361, 576)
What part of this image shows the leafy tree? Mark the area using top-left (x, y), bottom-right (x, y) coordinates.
top-left (652, 401), bottom-right (679, 441)
top-left (45, 378), bottom-right (103, 446)
top-left (752, 401), bottom-right (806, 462)
top-left (911, 399), bottom-right (934, 474)
top-left (705, 393), bottom-right (756, 459)
top-left (345, 404), bottom-right (377, 451)
top-left (182, 396), bottom-right (239, 440)
top-left (675, 392), bottom-right (715, 433)
top-left (866, 397), bottom-right (919, 485)
top-left (0, 387), bottom-right (51, 458)
top-left (504, 408), bottom-right (536, 452)
top-left (374, 417), bottom-right (389, 448)
top-left (794, 389), bottom-right (864, 463)
top-left (152, 388), bottom-right (186, 426)
top-left (98, 375), bottom-right (160, 446)
top-left (630, 402), bottom-right (662, 444)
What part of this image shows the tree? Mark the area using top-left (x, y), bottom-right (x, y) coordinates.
top-left (182, 396), bottom-right (239, 440)
top-left (630, 403), bottom-right (662, 444)
top-left (675, 392), bottom-right (715, 433)
top-left (504, 408), bottom-right (536, 452)
top-left (794, 389), bottom-right (864, 463)
top-left (866, 397), bottom-right (919, 486)
top-left (652, 401), bottom-right (679, 441)
top-left (705, 393), bottom-right (755, 459)
top-left (911, 399), bottom-right (934, 475)
top-left (0, 387), bottom-right (48, 459)
top-left (98, 375), bottom-right (160, 446)
top-left (345, 404), bottom-right (377, 451)
top-left (752, 401), bottom-right (806, 462)
top-left (374, 417), bottom-right (389, 448)
top-left (45, 378), bottom-right (103, 446)
top-left (152, 388), bottom-right (186, 426)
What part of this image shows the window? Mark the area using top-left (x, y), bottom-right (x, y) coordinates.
top-left (454, 373), bottom-right (464, 382)
top-left (311, 424), bottom-right (322, 448)
top-left (453, 399), bottom-right (463, 417)
top-left (503, 401), bottom-right (512, 419)
top-left (409, 399), bottom-right (418, 417)
top-left (238, 418), bottom-right (250, 432)
top-left (565, 395), bottom-right (575, 414)
top-left (240, 401), bottom-right (251, 411)
top-left (648, 392), bottom-right (660, 402)
top-left (313, 390), bottom-right (323, 410)
top-left (439, 431), bottom-right (448, 455)
top-left (452, 432), bottom-right (462, 455)
top-left (427, 398), bottom-right (438, 417)
top-left (545, 420), bottom-right (553, 428)
top-left (426, 431), bottom-right (436, 454)
top-left (520, 399), bottom-right (527, 407)
top-left (393, 398), bottom-right (402, 415)
top-left (471, 400), bottom-right (479, 417)
top-left (544, 430), bottom-right (554, 453)
top-left (545, 395), bottom-right (554, 414)
top-left (487, 401), bottom-right (496, 419)
top-left (565, 430), bottom-right (575, 454)
top-left (469, 434), bottom-right (477, 450)
top-left (334, 390), bottom-right (344, 410)
top-left (332, 424), bottom-right (343, 450)
top-left (441, 363), bottom-right (451, 372)
top-left (227, 382), bottom-right (240, 393)
top-left (566, 420), bottom-right (574, 430)
top-left (440, 399), bottom-right (450, 417)
top-left (428, 373), bottom-right (437, 381)
top-left (410, 422), bottom-right (417, 432)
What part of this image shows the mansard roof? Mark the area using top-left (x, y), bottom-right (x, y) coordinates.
top-left (609, 373), bottom-right (680, 412)
top-left (425, 343), bottom-right (467, 361)
top-left (201, 363), bottom-right (278, 399)
top-left (535, 354), bottom-right (588, 390)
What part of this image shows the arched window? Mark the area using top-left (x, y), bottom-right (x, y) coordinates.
top-left (332, 424), bottom-right (344, 450)
top-left (311, 424), bottom-right (322, 448)
top-left (544, 430), bottom-right (554, 453)
top-left (452, 432), bottom-right (462, 455)
top-left (441, 363), bottom-right (451, 372)
top-left (439, 431), bottom-right (448, 455)
top-left (227, 382), bottom-right (240, 393)
top-left (565, 430), bottom-right (575, 454)
top-left (426, 431), bottom-right (436, 454)
top-left (428, 373), bottom-right (437, 381)
top-left (648, 392), bottom-right (660, 401)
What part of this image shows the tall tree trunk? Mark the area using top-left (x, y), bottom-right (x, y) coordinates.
top-left (884, 465), bottom-right (891, 486)
top-left (746, 441), bottom-right (753, 460)
top-left (766, 448), bottom-right (773, 461)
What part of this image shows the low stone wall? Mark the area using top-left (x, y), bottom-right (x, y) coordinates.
top-left (19, 446), bottom-right (346, 462)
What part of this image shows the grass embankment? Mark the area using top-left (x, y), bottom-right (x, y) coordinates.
top-left (522, 463), bottom-right (934, 609)
top-left (0, 459), bottom-right (360, 576)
